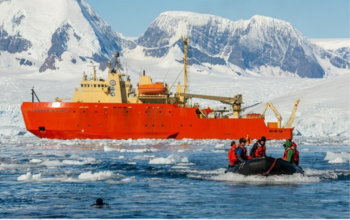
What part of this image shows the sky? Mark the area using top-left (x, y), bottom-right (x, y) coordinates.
top-left (85, 0), bottom-right (349, 39)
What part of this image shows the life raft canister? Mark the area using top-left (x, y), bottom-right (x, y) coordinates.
top-left (138, 82), bottom-right (166, 95)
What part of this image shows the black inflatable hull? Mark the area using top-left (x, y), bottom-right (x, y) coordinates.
top-left (227, 157), bottom-right (304, 176)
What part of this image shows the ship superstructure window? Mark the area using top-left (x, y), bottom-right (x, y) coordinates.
top-left (94, 84), bottom-right (97, 88)
top-left (98, 84), bottom-right (101, 88)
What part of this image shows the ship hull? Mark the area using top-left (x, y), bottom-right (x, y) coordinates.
top-left (21, 102), bottom-right (293, 140)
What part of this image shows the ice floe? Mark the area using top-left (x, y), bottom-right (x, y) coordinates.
top-left (149, 154), bottom-right (189, 165)
top-left (324, 151), bottom-right (350, 163)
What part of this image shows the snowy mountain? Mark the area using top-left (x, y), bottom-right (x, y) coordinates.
top-left (0, 0), bottom-right (135, 73)
top-left (136, 11), bottom-right (349, 78)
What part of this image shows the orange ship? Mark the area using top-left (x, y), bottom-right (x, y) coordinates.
top-left (21, 37), bottom-right (298, 140)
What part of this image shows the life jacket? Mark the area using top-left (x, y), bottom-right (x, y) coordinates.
top-left (254, 142), bottom-right (266, 158)
top-left (228, 144), bottom-right (237, 166)
top-left (231, 145), bottom-right (247, 164)
top-left (291, 142), bottom-right (300, 165)
top-left (282, 145), bottom-right (299, 165)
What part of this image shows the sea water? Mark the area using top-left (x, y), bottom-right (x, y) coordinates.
top-left (0, 136), bottom-right (349, 218)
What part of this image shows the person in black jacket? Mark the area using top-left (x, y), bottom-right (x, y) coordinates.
top-left (249, 136), bottom-right (267, 158)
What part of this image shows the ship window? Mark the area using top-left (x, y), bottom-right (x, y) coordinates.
top-left (39, 127), bottom-right (45, 131)
top-left (73, 111), bottom-right (75, 113)
top-left (88, 84), bottom-right (90, 87)
top-left (145, 125), bottom-right (147, 127)
top-left (81, 84), bottom-right (83, 87)
top-left (77, 124), bottom-right (79, 127)
top-left (159, 111), bottom-right (161, 113)
top-left (88, 124), bottom-right (90, 127)
top-left (94, 84), bottom-right (97, 88)
top-left (145, 111), bottom-right (147, 113)
top-left (83, 111), bottom-right (85, 113)
top-left (162, 125), bottom-right (164, 127)
top-left (99, 125), bottom-right (101, 127)
top-left (98, 84), bottom-right (101, 88)
top-left (181, 125), bottom-right (183, 127)
top-left (152, 125), bottom-right (154, 127)
top-left (95, 111), bottom-right (97, 113)
top-left (105, 111), bottom-right (107, 113)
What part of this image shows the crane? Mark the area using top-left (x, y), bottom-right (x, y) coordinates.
top-left (261, 102), bottom-right (282, 128)
top-left (283, 99), bottom-right (300, 128)
top-left (55, 97), bottom-right (71, 102)
top-left (261, 99), bottom-right (300, 128)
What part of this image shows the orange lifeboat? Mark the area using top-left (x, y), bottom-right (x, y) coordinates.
top-left (138, 82), bottom-right (166, 95)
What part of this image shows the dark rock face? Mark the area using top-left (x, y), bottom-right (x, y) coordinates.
top-left (39, 54), bottom-right (56, 72)
top-left (16, 58), bottom-right (33, 66)
top-left (13, 15), bottom-right (25, 25)
top-left (0, 28), bottom-right (32, 54)
top-left (39, 24), bottom-right (73, 72)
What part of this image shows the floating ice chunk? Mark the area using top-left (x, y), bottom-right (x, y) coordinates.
top-left (149, 157), bottom-right (176, 164)
top-left (78, 171), bottom-right (114, 181)
top-left (328, 157), bottom-right (347, 164)
top-left (324, 151), bottom-right (350, 163)
top-left (133, 155), bottom-right (155, 160)
top-left (122, 176), bottom-right (135, 183)
top-left (127, 162), bottom-right (137, 165)
top-left (104, 146), bottom-right (118, 152)
top-left (302, 148), bottom-right (310, 152)
top-left (17, 172), bottom-right (32, 181)
top-left (118, 156), bottom-right (125, 159)
top-left (149, 154), bottom-right (189, 164)
top-left (211, 150), bottom-right (225, 153)
top-left (40, 160), bottom-right (66, 167)
top-left (32, 173), bottom-right (42, 179)
top-left (215, 144), bottom-right (225, 148)
top-left (30, 159), bottom-right (42, 163)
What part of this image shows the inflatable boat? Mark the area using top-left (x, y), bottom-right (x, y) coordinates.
top-left (226, 157), bottom-right (304, 176)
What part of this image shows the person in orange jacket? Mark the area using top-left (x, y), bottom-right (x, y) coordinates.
top-left (227, 141), bottom-right (237, 169)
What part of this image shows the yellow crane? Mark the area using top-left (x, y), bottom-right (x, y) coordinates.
top-left (261, 102), bottom-right (282, 128)
top-left (283, 99), bottom-right (300, 128)
top-left (55, 97), bottom-right (71, 102)
top-left (261, 99), bottom-right (300, 128)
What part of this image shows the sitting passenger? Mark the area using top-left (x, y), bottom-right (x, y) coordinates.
top-left (250, 136), bottom-right (267, 158)
top-left (282, 140), bottom-right (300, 165)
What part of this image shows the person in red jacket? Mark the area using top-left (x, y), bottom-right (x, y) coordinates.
top-left (227, 141), bottom-right (237, 169)
top-left (249, 136), bottom-right (267, 158)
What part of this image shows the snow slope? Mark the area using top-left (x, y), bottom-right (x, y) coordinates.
top-left (248, 74), bottom-right (350, 137)
top-left (0, 0), bottom-right (134, 75)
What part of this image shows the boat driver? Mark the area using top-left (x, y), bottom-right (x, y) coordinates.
top-left (229, 138), bottom-right (250, 166)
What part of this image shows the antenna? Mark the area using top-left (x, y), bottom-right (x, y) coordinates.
top-left (87, 65), bottom-right (98, 81)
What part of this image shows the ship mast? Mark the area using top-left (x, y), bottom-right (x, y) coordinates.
top-left (181, 36), bottom-right (189, 94)
top-left (115, 51), bottom-right (119, 73)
